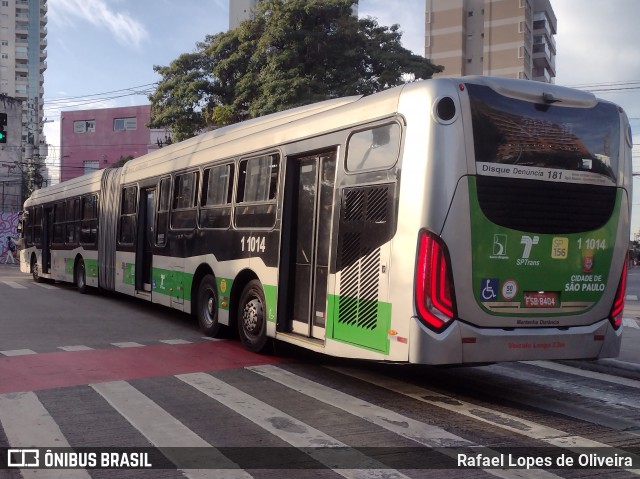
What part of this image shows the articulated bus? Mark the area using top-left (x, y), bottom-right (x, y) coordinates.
top-left (19, 76), bottom-right (633, 364)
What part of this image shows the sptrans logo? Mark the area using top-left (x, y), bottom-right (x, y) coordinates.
top-left (517, 236), bottom-right (540, 266)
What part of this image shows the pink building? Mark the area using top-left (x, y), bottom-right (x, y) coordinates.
top-left (60, 105), bottom-right (170, 183)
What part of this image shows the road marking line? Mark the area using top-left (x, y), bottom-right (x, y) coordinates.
top-left (111, 342), bottom-right (144, 348)
top-left (0, 349), bottom-right (37, 356)
top-left (32, 282), bottom-right (57, 289)
top-left (0, 391), bottom-right (91, 479)
top-left (327, 365), bottom-right (640, 475)
top-left (92, 380), bottom-right (249, 479)
top-left (201, 337), bottom-right (223, 341)
top-left (249, 365), bottom-right (560, 479)
top-left (179, 372), bottom-right (411, 479)
top-left (1, 280), bottom-right (26, 289)
top-left (58, 345), bottom-right (93, 352)
top-left (528, 360), bottom-right (640, 389)
top-left (623, 317), bottom-right (640, 329)
top-left (160, 339), bottom-right (192, 345)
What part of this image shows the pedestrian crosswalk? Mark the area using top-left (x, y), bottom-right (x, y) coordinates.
top-left (1, 362), bottom-right (639, 478)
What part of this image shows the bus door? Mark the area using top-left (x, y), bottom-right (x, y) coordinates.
top-left (42, 206), bottom-right (52, 273)
top-left (281, 150), bottom-right (337, 340)
top-left (135, 187), bottom-right (155, 293)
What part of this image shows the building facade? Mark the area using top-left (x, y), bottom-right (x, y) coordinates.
top-left (0, 95), bottom-right (23, 211)
top-left (60, 105), bottom-right (168, 182)
top-left (229, 0), bottom-right (358, 30)
top-left (0, 0), bottom-right (47, 207)
top-left (425, 0), bottom-right (556, 82)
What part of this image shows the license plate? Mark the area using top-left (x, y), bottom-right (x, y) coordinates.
top-left (523, 291), bottom-right (558, 308)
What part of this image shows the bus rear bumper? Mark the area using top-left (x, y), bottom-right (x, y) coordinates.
top-left (409, 317), bottom-right (622, 365)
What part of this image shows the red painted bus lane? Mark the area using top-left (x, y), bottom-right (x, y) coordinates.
top-left (0, 341), bottom-right (284, 394)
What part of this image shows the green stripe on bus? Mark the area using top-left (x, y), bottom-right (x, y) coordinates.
top-left (327, 294), bottom-right (391, 354)
top-left (64, 258), bottom-right (98, 278)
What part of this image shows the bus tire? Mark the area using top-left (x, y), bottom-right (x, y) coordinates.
top-left (197, 274), bottom-right (221, 337)
top-left (31, 256), bottom-right (43, 283)
top-left (75, 259), bottom-right (87, 294)
top-left (237, 279), bottom-right (269, 353)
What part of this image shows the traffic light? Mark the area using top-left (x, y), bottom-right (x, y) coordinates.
top-left (0, 113), bottom-right (6, 143)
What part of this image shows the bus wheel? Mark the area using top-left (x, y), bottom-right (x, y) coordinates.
top-left (32, 257), bottom-right (42, 283)
top-left (75, 259), bottom-right (87, 294)
top-left (197, 274), bottom-right (221, 337)
top-left (238, 280), bottom-right (269, 353)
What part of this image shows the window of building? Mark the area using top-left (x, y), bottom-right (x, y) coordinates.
top-left (1, 53), bottom-right (7, 59)
top-left (519, 21), bottom-right (525, 33)
top-left (74, 120), bottom-right (95, 133)
top-left (171, 171), bottom-right (199, 229)
top-left (119, 186), bottom-right (138, 244)
top-left (518, 46), bottom-right (525, 58)
top-left (468, 11), bottom-right (473, 17)
top-left (1, 2), bottom-right (8, 7)
top-left (1, 41), bottom-right (7, 46)
top-left (200, 163), bottom-right (234, 229)
top-left (83, 160), bottom-right (99, 175)
top-left (114, 117), bottom-right (137, 131)
top-left (235, 154), bottom-right (280, 228)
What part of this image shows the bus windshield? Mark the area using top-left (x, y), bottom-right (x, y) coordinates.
top-left (468, 83), bottom-right (620, 185)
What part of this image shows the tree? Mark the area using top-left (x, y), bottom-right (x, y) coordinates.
top-left (149, 0), bottom-right (442, 140)
top-left (113, 155), bottom-right (134, 167)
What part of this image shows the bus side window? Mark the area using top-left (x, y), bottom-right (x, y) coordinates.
top-left (346, 123), bottom-right (401, 172)
top-left (171, 171), bottom-right (199, 230)
top-left (80, 195), bottom-right (98, 245)
top-left (33, 206), bottom-right (42, 247)
top-left (52, 201), bottom-right (65, 244)
top-left (119, 186), bottom-right (138, 244)
top-left (156, 177), bottom-right (171, 245)
top-left (25, 208), bottom-right (34, 246)
top-left (200, 163), bottom-right (234, 229)
top-left (65, 198), bottom-right (80, 245)
top-left (235, 154), bottom-right (279, 229)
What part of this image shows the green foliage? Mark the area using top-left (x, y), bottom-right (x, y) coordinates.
top-left (113, 155), bottom-right (134, 167)
top-left (149, 0), bottom-right (442, 138)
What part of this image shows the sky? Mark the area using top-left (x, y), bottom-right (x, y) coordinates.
top-left (43, 0), bottom-right (640, 235)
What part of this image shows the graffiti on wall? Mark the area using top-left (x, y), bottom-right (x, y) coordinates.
top-left (1, 211), bottom-right (20, 258)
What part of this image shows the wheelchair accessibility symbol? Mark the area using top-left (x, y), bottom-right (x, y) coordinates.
top-left (481, 278), bottom-right (499, 301)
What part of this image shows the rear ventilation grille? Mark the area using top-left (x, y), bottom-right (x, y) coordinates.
top-left (476, 176), bottom-right (616, 234)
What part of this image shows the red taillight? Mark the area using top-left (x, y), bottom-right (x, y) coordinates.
top-left (609, 257), bottom-right (628, 330)
top-left (415, 231), bottom-right (456, 332)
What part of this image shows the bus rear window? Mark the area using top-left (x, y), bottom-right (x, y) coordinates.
top-left (467, 84), bottom-right (620, 185)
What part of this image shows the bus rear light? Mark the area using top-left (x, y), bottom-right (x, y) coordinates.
top-left (415, 231), bottom-right (457, 332)
top-left (608, 258), bottom-right (628, 330)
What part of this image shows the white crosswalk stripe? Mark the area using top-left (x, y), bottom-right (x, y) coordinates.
top-left (1, 280), bottom-right (26, 289)
top-left (327, 365), bottom-right (640, 476)
top-left (0, 391), bottom-right (91, 479)
top-left (92, 380), bottom-right (250, 479)
top-left (178, 372), bottom-right (411, 479)
top-left (0, 363), bottom-right (638, 477)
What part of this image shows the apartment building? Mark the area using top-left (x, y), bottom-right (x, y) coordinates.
top-left (0, 0), bottom-right (48, 207)
top-left (425, 0), bottom-right (556, 82)
top-left (229, 0), bottom-right (358, 30)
